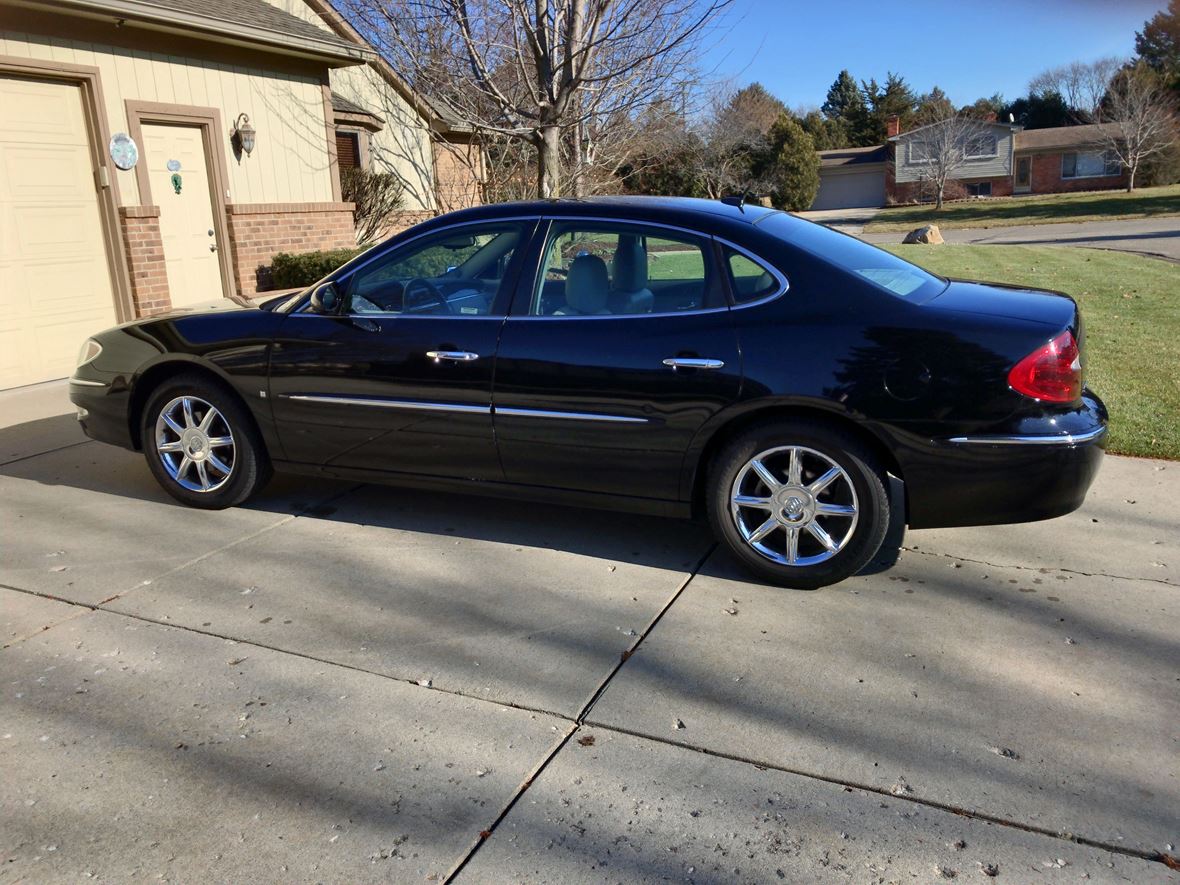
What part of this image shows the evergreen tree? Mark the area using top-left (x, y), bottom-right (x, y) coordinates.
top-left (759, 114), bottom-right (820, 211)
top-left (915, 86), bottom-right (955, 121)
top-left (1136, 0), bottom-right (1180, 92)
top-left (863, 71), bottom-right (916, 141)
top-left (1006, 91), bottom-right (1073, 129)
top-left (822, 70), bottom-right (875, 146)
top-left (799, 109), bottom-right (848, 150)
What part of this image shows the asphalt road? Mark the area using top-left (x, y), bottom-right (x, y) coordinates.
top-left (2, 382), bottom-right (1177, 883)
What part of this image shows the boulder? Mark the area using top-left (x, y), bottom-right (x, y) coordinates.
top-left (902, 225), bottom-right (944, 245)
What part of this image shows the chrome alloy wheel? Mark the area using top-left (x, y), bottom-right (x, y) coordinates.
top-left (729, 445), bottom-right (859, 567)
top-left (154, 395), bottom-right (236, 493)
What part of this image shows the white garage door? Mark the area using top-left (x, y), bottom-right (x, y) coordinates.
top-left (812, 169), bottom-right (886, 211)
top-left (0, 76), bottom-right (118, 389)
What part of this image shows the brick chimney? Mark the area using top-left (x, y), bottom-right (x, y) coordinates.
top-left (886, 114), bottom-right (901, 138)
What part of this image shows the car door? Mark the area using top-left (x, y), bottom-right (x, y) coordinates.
top-left (268, 219), bottom-right (536, 480)
top-left (492, 219), bottom-right (744, 501)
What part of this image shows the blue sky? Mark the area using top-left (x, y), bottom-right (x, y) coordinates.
top-left (705, 0), bottom-right (1167, 109)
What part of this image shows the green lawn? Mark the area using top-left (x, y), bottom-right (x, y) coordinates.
top-left (881, 245), bottom-right (1180, 460)
top-left (864, 184), bottom-right (1180, 232)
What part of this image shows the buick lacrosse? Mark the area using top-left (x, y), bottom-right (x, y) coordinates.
top-left (70, 197), bottom-right (1106, 588)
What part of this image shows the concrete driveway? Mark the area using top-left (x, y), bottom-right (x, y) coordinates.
top-left (2, 382), bottom-right (1177, 883)
top-left (860, 216), bottom-right (1180, 262)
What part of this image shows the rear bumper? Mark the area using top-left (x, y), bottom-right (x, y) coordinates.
top-left (68, 376), bottom-right (135, 450)
top-left (904, 391), bottom-right (1107, 529)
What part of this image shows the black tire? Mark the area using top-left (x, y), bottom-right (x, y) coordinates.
top-left (141, 373), bottom-right (272, 509)
top-left (707, 419), bottom-right (891, 589)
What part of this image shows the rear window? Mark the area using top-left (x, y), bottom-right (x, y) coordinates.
top-left (758, 213), bottom-right (947, 303)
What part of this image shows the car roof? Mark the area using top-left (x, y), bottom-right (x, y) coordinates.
top-left (424, 195), bottom-right (785, 233)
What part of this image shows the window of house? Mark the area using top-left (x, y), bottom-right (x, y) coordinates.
top-left (908, 140), bottom-right (934, 164)
top-left (964, 182), bottom-right (992, 197)
top-left (963, 133), bottom-right (998, 159)
top-left (1062, 150), bottom-right (1120, 178)
top-left (336, 130), bottom-right (361, 170)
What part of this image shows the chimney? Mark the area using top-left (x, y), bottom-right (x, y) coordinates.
top-left (886, 114), bottom-right (901, 138)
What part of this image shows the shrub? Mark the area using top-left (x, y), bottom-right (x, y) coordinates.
top-left (342, 167), bottom-right (405, 245)
top-left (270, 248), bottom-right (363, 289)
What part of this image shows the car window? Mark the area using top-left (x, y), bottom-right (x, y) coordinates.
top-left (724, 247), bottom-right (782, 304)
top-left (345, 223), bottom-right (526, 316)
top-left (757, 212), bottom-right (946, 303)
top-left (530, 225), bottom-right (718, 316)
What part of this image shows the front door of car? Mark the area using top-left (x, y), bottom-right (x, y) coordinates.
top-left (492, 220), bottom-right (745, 501)
top-left (268, 220), bottom-right (536, 480)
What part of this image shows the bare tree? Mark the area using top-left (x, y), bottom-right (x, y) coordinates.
top-left (1029, 57), bottom-right (1125, 122)
top-left (1096, 64), bottom-right (1179, 191)
top-left (339, 0), bottom-right (732, 198)
top-left (908, 112), bottom-right (995, 209)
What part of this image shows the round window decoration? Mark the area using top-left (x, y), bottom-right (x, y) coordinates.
top-left (109, 133), bottom-right (139, 171)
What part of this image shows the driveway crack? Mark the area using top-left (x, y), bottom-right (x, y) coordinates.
top-left (901, 545), bottom-right (1177, 587)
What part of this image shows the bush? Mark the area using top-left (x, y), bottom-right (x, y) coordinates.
top-left (342, 167), bottom-right (405, 245)
top-left (270, 248), bottom-right (363, 289)
top-left (760, 115), bottom-right (820, 211)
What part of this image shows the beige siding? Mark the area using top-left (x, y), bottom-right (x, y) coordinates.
top-left (894, 124), bottom-right (1014, 184)
top-left (0, 28), bottom-right (335, 206)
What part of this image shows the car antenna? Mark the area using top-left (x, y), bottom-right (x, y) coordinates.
top-left (720, 190), bottom-right (751, 213)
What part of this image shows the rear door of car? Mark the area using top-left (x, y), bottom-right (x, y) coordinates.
top-left (268, 219), bottom-right (536, 480)
top-left (491, 218), bottom-right (744, 502)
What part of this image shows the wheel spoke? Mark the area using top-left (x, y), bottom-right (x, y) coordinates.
top-left (158, 440), bottom-right (184, 453)
top-left (195, 461), bottom-right (211, 490)
top-left (816, 502), bottom-right (856, 517)
top-left (786, 526), bottom-right (799, 564)
top-left (208, 453), bottom-right (232, 476)
top-left (176, 455), bottom-right (193, 481)
top-left (786, 447), bottom-right (802, 486)
top-left (198, 407), bottom-right (217, 433)
top-left (182, 397), bottom-right (197, 428)
top-left (750, 459), bottom-right (781, 492)
top-left (809, 467), bottom-right (841, 495)
top-left (733, 495), bottom-right (772, 509)
top-left (162, 413), bottom-right (184, 436)
top-left (207, 436), bottom-right (233, 448)
top-left (748, 517), bottom-right (779, 543)
top-left (806, 521), bottom-right (838, 552)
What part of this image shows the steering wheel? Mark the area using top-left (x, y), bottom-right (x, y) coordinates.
top-left (403, 278), bottom-right (452, 314)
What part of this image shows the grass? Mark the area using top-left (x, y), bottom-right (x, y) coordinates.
top-left (882, 244), bottom-right (1180, 460)
top-left (864, 184), bottom-right (1180, 232)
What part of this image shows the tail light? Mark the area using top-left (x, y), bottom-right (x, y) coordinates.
top-left (1008, 330), bottom-right (1081, 403)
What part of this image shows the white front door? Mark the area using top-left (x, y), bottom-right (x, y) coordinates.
top-left (141, 123), bottom-right (226, 308)
top-left (0, 76), bottom-right (118, 389)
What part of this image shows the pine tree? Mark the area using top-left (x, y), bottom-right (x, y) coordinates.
top-left (760, 114), bottom-right (820, 211)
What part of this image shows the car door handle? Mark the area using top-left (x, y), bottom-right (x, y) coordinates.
top-left (663, 358), bottom-right (725, 370)
top-left (427, 350), bottom-right (480, 362)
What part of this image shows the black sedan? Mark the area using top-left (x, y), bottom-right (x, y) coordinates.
top-left (69, 197), bottom-right (1107, 588)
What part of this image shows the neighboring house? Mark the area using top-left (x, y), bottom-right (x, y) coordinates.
top-left (810, 116), bottom-right (1128, 210)
top-left (0, 0), bottom-right (481, 391)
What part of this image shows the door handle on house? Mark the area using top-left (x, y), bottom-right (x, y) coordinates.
top-left (663, 358), bottom-right (725, 370)
top-left (427, 350), bottom-right (480, 363)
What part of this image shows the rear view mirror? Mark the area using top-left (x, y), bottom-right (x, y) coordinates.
top-left (310, 282), bottom-right (342, 315)
top-left (440, 235), bottom-right (476, 250)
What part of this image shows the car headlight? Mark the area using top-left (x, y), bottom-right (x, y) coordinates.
top-left (76, 338), bottom-right (102, 368)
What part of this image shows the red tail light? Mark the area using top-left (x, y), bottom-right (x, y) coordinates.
top-left (1008, 330), bottom-right (1081, 403)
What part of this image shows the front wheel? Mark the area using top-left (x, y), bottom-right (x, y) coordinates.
top-left (707, 420), bottom-right (891, 589)
top-left (141, 374), bottom-right (272, 509)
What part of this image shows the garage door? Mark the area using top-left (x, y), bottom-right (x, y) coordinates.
top-left (0, 76), bottom-right (118, 389)
top-left (811, 169), bottom-right (886, 211)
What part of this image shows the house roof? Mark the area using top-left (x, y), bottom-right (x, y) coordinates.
top-left (888, 118), bottom-right (1020, 142)
top-left (818, 145), bottom-right (889, 168)
top-left (1014, 123), bottom-right (1121, 152)
top-left (331, 93), bottom-right (379, 117)
top-left (40, 0), bottom-right (372, 64)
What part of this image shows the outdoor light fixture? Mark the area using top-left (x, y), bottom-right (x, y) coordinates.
top-left (231, 113), bottom-right (256, 157)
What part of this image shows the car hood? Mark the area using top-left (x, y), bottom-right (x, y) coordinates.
top-left (926, 279), bottom-right (1077, 328)
top-left (112, 295), bottom-right (263, 330)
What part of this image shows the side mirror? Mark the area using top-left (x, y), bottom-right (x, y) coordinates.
top-left (310, 282), bottom-right (342, 315)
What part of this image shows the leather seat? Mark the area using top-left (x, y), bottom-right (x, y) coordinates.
top-left (554, 254), bottom-right (611, 315)
top-left (609, 240), bottom-right (654, 314)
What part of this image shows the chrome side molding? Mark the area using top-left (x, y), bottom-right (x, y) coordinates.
top-left (946, 426), bottom-right (1107, 446)
top-left (280, 393), bottom-right (648, 424)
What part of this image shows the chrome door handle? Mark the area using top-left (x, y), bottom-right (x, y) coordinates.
top-left (663, 358), bottom-right (724, 370)
top-left (427, 350), bottom-right (480, 362)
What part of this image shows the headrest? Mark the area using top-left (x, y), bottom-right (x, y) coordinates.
top-left (566, 253), bottom-right (610, 314)
top-left (611, 241), bottom-right (649, 292)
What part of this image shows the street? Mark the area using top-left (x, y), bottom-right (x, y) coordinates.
top-left (1, 382), bottom-right (1177, 883)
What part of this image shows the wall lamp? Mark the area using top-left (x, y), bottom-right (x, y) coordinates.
top-left (231, 113), bottom-right (256, 157)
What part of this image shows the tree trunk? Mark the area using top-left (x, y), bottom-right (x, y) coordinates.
top-left (1127, 163), bottom-right (1136, 192)
top-left (935, 182), bottom-right (944, 210)
top-left (536, 124), bottom-right (561, 198)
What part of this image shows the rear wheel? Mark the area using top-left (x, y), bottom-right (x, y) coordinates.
top-left (707, 420), bottom-right (891, 589)
top-left (141, 374), bottom-right (271, 509)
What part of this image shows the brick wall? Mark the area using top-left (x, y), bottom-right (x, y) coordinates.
top-left (119, 206), bottom-right (171, 317)
top-left (433, 139), bottom-right (484, 213)
top-left (1025, 152), bottom-right (1129, 195)
top-left (225, 202), bottom-right (357, 296)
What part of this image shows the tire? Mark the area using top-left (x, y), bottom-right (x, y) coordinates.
top-left (141, 373), bottom-right (272, 509)
top-left (707, 419), bottom-right (891, 589)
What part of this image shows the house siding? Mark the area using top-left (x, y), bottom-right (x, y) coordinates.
top-left (893, 123), bottom-right (1014, 184)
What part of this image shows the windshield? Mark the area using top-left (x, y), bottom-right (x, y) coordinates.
top-left (758, 213), bottom-right (947, 304)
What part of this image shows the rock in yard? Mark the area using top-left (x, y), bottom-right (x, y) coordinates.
top-left (902, 224), bottom-right (944, 245)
